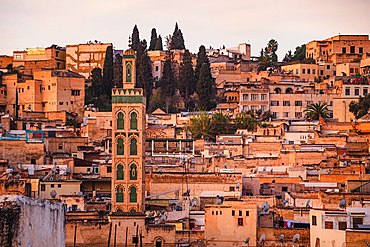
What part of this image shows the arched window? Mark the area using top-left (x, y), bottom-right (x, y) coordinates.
top-left (117, 164), bottom-right (124, 180)
top-left (116, 186), bottom-right (124, 203)
top-left (130, 112), bottom-right (138, 130)
top-left (130, 138), bottom-right (137, 155)
top-left (117, 208), bottom-right (123, 213)
top-left (126, 63), bottom-right (132, 82)
top-left (117, 112), bottom-right (124, 130)
top-left (274, 88), bottom-right (281, 94)
top-left (130, 164), bottom-right (137, 180)
top-left (130, 208), bottom-right (136, 213)
top-left (117, 138), bottom-right (124, 155)
top-left (130, 186), bottom-right (137, 203)
top-left (286, 88), bottom-right (293, 94)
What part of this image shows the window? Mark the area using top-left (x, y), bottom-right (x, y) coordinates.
top-left (58, 184), bottom-right (61, 188)
top-left (246, 211), bottom-right (249, 216)
top-left (22, 88), bottom-right (24, 92)
top-left (271, 101), bottom-right (279, 106)
top-left (220, 211), bottom-right (222, 215)
top-left (359, 47), bottom-right (363, 53)
top-left (325, 221), bottom-right (333, 229)
top-left (363, 88), bottom-right (368, 95)
top-left (353, 218), bottom-right (363, 229)
top-left (283, 112), bottom-right (289, 118)
top-left (295, 101), bottom-right (302, 106)
top-left (117, 138), bottom-right (124, 155)
top-left (302, 69), bottom-right (305, 74)
top-left (251, 94), bottom-right (258, 100)
top-left (87, 168), bottom-right (91, 173)
top-left (71, 90), bottom-right (80, 96)
top-left (313, 69), bottom-right (316, 74)
top-left (130, 164), bottom-right (137, 180)
top-left (117, 164), bottom-right (124, 180)
top-left (350, 68), bottom-right (354, 73)
top-left (261, 94), bottom-right (267, 101)
top-left (130, 186), bottom-right (137, 203)
top-left (295, 112), bottom-right (302, 118)
top-left (339, 222), bottom-right (347, 230)
top-left (48, 86), bottom-right (50, 90)
top-left (239, 210), bottom-right (242, 216)
top-left (296, 69), bottom-right (298, 74)
top-left (216, 211), bottom-right (218, 215)
top-left (232, 210), bottom-right (235, 216)
top-left (282, 187), bottom-right (288, 192)
top-left (59, 102), bottom-right (63, 105)
top-left (116, 186), bottom-right (124, 203)
top-left (243, 94), bottom-right (248, 101)
top-left (155, 66), bottom-right (159, 71)
top-left (320, 70), bottom-right (323, 75)
top-left (130, 138), bottom-right (137, 155)
top-left (350, 46), bottom-right (355, 54)
top-left (307, 101), bottom-right (313, 106)
top-left (283, 101), bottom-right (290, 106)
top-left (345, 88), bottom-right (350, 96)
top-left (355, 88), bottom-right (359, 96)
top-left (117, 112), bottom-right (124, 130)
top-left (312, 216), bottom-right (317, 226)
top-left (107, 166), bottom-right (112, 173)
top-left (342, 47), bottom-right (346, 54)
top-left (14, 54), bottom-right (23, 60)
top-left (51, 184), bottom-right (54, 188)
top-left (58, 144), bottom-right (63, 150)
top-left (229, 187), bottom-right (235, 191)
top-left (41, 184), bottom-right (45, 191)
top-left (212, 211), bottom-right (214, 215)
top-left (260, 106), bottom-right (266, 111)
top-left (250, 106), bottom-right (258, 111)
top-left (330, 101), bottom-right (333, 106)
top-left (31, 159), bottom-right (36, 164)
top-left (272, 112), bottom-right (279, 118)
top-left (307, 69), bottom-right (311, 74)
top-left (238, 218), bottom-right (243, 226)
top-left (327, 65), bottom-right (330, 70)
top-left (130, 112), bottom-right (138, 130)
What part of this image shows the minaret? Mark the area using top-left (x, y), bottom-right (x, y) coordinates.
top-left (111, 49), bottom-right (146, 213)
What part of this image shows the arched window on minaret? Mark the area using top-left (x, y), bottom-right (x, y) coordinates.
top-left (130, 186), bottom-right (137, 203)
top-left (130, 164), bottom-right (137, 180)
top-left (117, 164), bottom-right (124, 180)
top-left (116, 186), bottom-right (124, 203)
top-left (117, 138), bottom-right (124, 155)
top-left (130, 112), bottom-right (138, 130)
top-left (130, 138), bottom-right (137, 155)
top-left (117, 112), bottom-right (124, 130)
top-left (126, 63), bottom-right (132, 82)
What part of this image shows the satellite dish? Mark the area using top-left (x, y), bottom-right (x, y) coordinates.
top-left (77, 191), bottom-right (83, 195)
top-left (261, 202), bottom-right (269, 212)
top-left (15, 174), bottom-right (21, 179)
top-left (263, 167), bottom-right (266, 171)
top-left (52, 167), bottom-right (56, 172)
top-left (339, 199), bottom-right (346, 208)
top-left (253, 168), bottom-right (257, 173)
top-left (23, 116), bottom-right (27, 120)
top-left (158, 168), bottom-right (162, 172)
top-left (278, 234), bottom-right (284, 242)
top-left (259, 234), bottom-right (266, 244)
top-left (28, 105), bottom-right (31, 109)
top-left (186, 189), bottom-right (190, 194)
top-left (343, 153), bottom-right (346, 157)
top-left (242, 175), bottom-right (246, 178)
top-left (49, 177), bottom-right (54, 180)
top-left (244, 237), bottom-right (250, 244)
top-left (292, 144), bottom-right (295, 148)
top-left (105, 156), bottom-right (109, 162)
top-left (341, 169), bottom-right (344, 173)
top-left (29, 116), bottom-right (32, 119)
top-left (50, 190), bottom-right (57, 198)
top-left (161, 210), bottom-right (166, 215)
top-left (224, 163), bottom-right (227, 168)
top-left (292, 233), bottom-right (300, 243)
top-left (236, 183), bottom-right (240, 189)
top-left (306, 199), bottom-right (310, 208)
top-left (66, 168), bottom-right (71, 173)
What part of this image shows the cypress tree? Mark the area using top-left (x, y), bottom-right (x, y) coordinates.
top-left (172, 22), bottom-right (185, 50)
top-left (137, 52), bottom-right (153, 105)
top-left (159, 59), bottom-right (175, 113)
top-left (130, 25), bottom-right (140, 51)
top-left (149, 28), bottom-right (158, 51)
top-left (113, 53), bottom-right (123, 87)
top-left (103, 45), bottom-right (114, 96)
top-left (195, 45), bottom-right (209, 82)
top-left (178, 50), bottom-right (195, 110)
top-left (155, 35), bottom-right (163, 51)
top-left (196, 63), bottom-right (214, 110)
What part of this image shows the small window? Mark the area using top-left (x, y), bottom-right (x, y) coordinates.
top-left (271, 101), bottom-right (279, 106)
top-left (212, 211), bottom-right (214, 215)
top-left (239, 210), bottom-right (242, 216)
top-left (282, 187), bottom-right (288, 192)
top-left (283, 101), bottom-right (290, 106)
top-left (295, 112), bottom-right (302, 118)
top-left (353, 218), bottom-right (363, 229)
top-left (107, 166), bottom-right (112, 173)
top-left (59, 102), bottom-right (63, 105)
top-left (325, 221), bottom-right (333, 229)
top-left (345, 88), bottom-right (350, 96)
top-left (229, 187), bottom-right (235, 191)
top-left (350, 46), bottom-right (355, 54)
top-left (87, 168), bottom-right (91, 173)
top-left (155, 66), bottom-right (159, 71)
top-left (363, 88), bottom-right (368, 95)
top-left (313, 69), bottom-right (316, 74)
top-left (216, 211), bottom-right (218, 215)
top-left (283, 112), bottom-right (289, 118)
top-left (355, 88), bottom-right (359, 96)
top-left (307, 69), bottom-right (311, 74)
top-left (232, 210), bottom-right (235, 216)
top-left (246, 211), bottom-right (249, 216)
top-left (243, 94), bottom-right (248, 101)
top-left (51, 184), bottom-right (54, 188)
top-left (71, 90), bottom-right (80, 96)
top-left (27, 86), bottom-right (29, 90)
top-left (58, 144), bottom-right (63, 150)
top-left (261, 94), bottom-right (267, 101)
top-left (220, 211), bottom-right (222, 215)
top-left (48, 86), bottom-right (50, 90)
top-left (327, 65), bottom-right (330, 70)
top-left (58, 184), bottom-right (61, 188)
top-left (359, 47), bottom-right (363, 53)
top-left (302, 69), bottom-right (305, 74)
top-left (295, 101), bottom-right (302, 106)
top-left (342, 47), bottom-right (346, 54)
top-left (339, 221), bottom-right (347, 230)
top-left (41, 184), bottom-right (45, 191)
top-left (238, 218), bottom-right (243, 226)
top-left (312, 216), bottom-right (317, 226)
top-left (296, 69), bottom-right (298, 74)
top-left (31, 159), bottom-right (36, 164)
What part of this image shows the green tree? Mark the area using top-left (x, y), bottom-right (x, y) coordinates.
top-left (172, 22), bottom-right (185, 50)
top-left (113, 53), bottom-right (123, 87)
top-left (212, 112), bottom-right (232, 136)
top-left (196, 63), bottom-right (215, 110)
top-left (87, 67), bottom-right (103, 101)
top-left (195, 45), bottom-right (208, 82)
top-left (158, 59), bottom-right (176, 113)
top-left (178, 50), bottom-right (196, 110)
top-left (149, 28), bottom-right (158, 51)
top-left (234, 112), bottom-right (258, 131)
top-left (103, 46), bottom-right (114, 96)
top-left (137, 52), bottom-right (153, 105)
top-left (130, 25), bottom-right (140, 51)
top-left (349, 94), bottom-right (370, 119)
top-left (186, 112), bottom-right (213, 139)
top-left (292, 44), bottom-right (306, 62)
top-left (267, 39), bottom-right (278, 53)
top-left (283, 50), bottom-right (293, 63)
top-left (304, 102), bottom-right (332, 120)
top-left (155, 35), bottom-right (163, 51)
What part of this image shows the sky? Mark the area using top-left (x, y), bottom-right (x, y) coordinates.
top-left (1, 0), bottom-right (370, 61)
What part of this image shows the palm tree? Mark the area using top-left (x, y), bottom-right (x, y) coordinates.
top-left (304, 102), bottom-right (332, 120)
top-left (267, 39), bottom-right (279, 53)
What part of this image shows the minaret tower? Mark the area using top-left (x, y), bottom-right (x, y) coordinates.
top-left (111, 49), bottom-right (146, 213)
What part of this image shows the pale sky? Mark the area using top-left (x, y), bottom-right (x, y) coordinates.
top-left (1, 0), bottom-right (370, 61)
